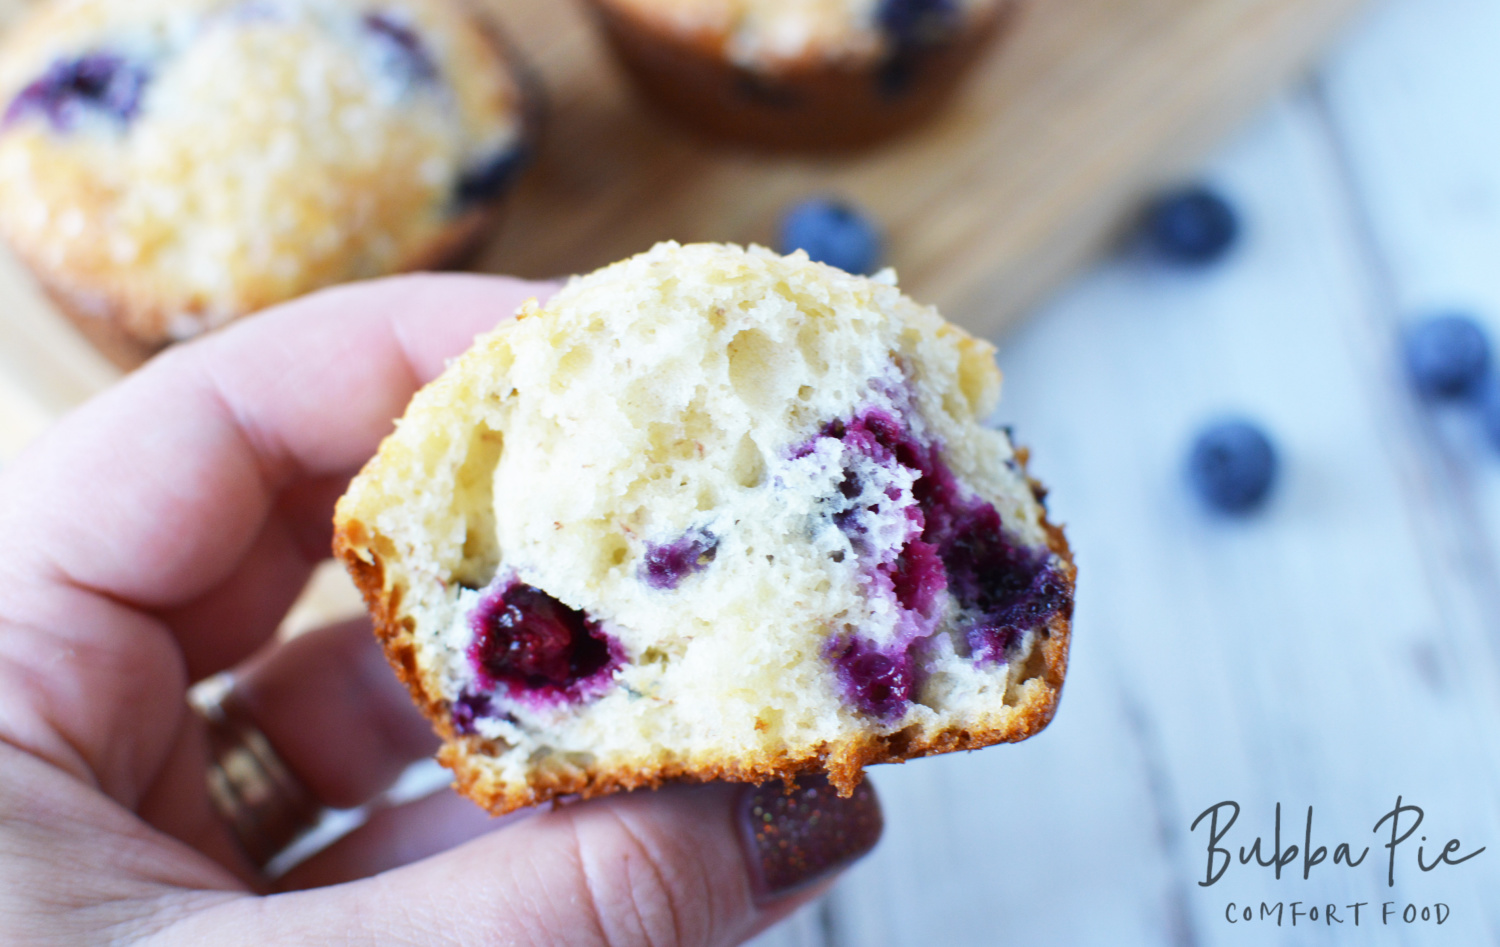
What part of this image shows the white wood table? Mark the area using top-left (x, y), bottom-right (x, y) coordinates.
top-left (757, 0), bottom-right (1500, 943)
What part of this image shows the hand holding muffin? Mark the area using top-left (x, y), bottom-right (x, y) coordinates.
top-left (0, 273), bottom-right (882, 944)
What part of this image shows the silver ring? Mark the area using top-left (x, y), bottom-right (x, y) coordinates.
top-left (192, 674), bottom-right (323, 870)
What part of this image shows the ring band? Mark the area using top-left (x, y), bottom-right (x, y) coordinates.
top-left (193, 674), bottom-right (323, 870)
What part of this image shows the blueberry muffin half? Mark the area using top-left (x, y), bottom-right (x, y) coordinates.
top-left (588, 0), bottom-right (1020, 149)
top-left (334, 242), bottom-right (1074, 813)
top-left (0, 0), bottom-right (535, 363)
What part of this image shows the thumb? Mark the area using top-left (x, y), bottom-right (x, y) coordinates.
top-left (171, 777), bottom-right (881, 947)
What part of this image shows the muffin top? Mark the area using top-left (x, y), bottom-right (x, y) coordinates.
top-left (604, 0), bottom-right (1004, 69)
top-left (0, 0), bottom-right (530, 342)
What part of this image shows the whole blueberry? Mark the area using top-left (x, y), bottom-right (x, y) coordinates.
top-left (1143, 186), bottom-right (1239, 265)
top-left (779, 199), bottom-right (882, 275)
top-left (1187, 419), bottom-right (1278, 514)
top-left (1402, 313), bottom-right (1491, 400)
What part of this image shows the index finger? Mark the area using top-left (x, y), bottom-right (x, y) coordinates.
top-left (0, 274), bottom-right (552, 798)
top-left (4, 273), bottom-right (551, 610)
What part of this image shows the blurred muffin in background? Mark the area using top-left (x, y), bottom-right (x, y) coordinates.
top-left (0, 0), bottom-right (536, 365)
top-left (587, 0), bottom-right (1019, 150)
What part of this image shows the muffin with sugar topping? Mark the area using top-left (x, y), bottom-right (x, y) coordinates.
top-left (334, 241), bottom-right (1074, 813)
top-left (588, 0), bottom-right (1020, 148)
top-left (0, 0), bottom-right (534, 364)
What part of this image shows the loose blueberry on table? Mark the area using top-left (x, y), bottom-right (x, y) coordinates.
top-left (1187, 419), bottom-right (1278, 514)
top-left (779, 199), bottom-right (883, 276)
top-left (1143, 185), bottom-right (1239, 266)
top-left (1402, 313), bottom-right (1492, 400)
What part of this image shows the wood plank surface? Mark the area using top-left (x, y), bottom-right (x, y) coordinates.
top-left (781, 0), bottom-right (1500, 942)
top-left (1317, 0), bottom-right (1500, 647)
top-left (469, 0), bottom-right (1369, 328)
top-left (822, 86), bottom-right (1500, 945)
top-left (0, 0), bottom-right (1364, 454)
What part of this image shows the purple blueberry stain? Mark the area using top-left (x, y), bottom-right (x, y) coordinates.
top-left (363, 11), bottom-right (439, 84)
top-left (828, 636), bottom-right (915, 721)
top-left (958, 547), bottom-right (1070, 665)
top-left (641, 529), bottom-right (718, 590)
top-left (466, 576), bottom-right (622, 710)
top-left (4, 53), bottom-right (150, 132)
top-left (809, 403), bottom-right (1072, 715)
top-left (884, 535), bottom-right (945, 617)
top-left (450, 691), bottom-right (494, 735)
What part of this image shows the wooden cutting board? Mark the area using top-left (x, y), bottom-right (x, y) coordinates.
top-left (0, 0), bottom-right (1365, 459)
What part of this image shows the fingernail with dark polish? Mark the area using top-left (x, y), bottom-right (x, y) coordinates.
top-left (738, 775), bottom-right (883, 900)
